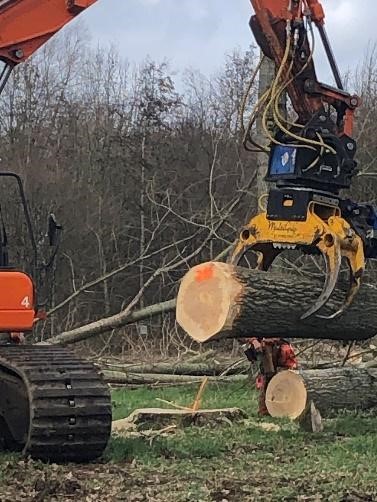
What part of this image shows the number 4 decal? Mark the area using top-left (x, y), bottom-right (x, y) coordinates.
top-left (21, 296), bottom-right (31, 309)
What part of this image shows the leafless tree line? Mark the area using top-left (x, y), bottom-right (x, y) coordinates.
top-left (0, 26), bottom-right (259, 354)
top-left (1, 26), bottom-right (377, 356)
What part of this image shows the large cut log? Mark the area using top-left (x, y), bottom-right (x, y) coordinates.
top-left (266, 367), bottom-right (377, 418)
top-left (176, 261), bottom-right (377, 342)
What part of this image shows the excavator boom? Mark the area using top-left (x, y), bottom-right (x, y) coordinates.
top-left (0, 0), bottom-right (97, 65)
top-left (0, 0), bottom-right (98, 93)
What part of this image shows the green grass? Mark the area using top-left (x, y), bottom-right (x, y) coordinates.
top-left (1, 382), bottom-right (377, 501)
top-left (107, 382), bottom-right (377, 500)
top-left (111, 381), bottom-right (257, 420)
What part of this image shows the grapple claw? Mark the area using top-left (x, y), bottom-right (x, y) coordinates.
top-left (300, 235), bottom-right (341, 320)
top-left (230, 202), bottom-right (365, 321)
top-left (316, 247), bottom-right (364, 320)
top-left (316, 275), bottom-right (361, 320)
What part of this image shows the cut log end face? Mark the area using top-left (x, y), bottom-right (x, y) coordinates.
top-left (265, 370), bottom-right (308, 419)
top-left (176, 262), bottom-right (242, 343)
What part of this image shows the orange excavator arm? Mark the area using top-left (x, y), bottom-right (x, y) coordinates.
top-left (0, 0), bottom-right (97, 65)
top-left (249, 0), bottom-right (358, 132)
top-left (0, 0), bottom-right (98, 93)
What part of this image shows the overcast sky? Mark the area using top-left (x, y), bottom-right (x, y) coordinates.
top-left (78, 0), bottom-right (376, 82)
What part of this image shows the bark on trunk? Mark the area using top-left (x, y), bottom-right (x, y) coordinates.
top-left (176, 262), bottom-right (377, 343)
top-left (102, 370), bottom-right (246, 385)
top-left (266, 367), bottom-right (377, 418)
top-left (300, 367), bottom-right (377, 414)
top-left (101, 361), bottom-right (249, 376)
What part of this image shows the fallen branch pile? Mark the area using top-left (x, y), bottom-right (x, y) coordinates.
top-left (99, 349), bottom-right (251, 386)
top-left (101, 351), bottom-right (377, 417)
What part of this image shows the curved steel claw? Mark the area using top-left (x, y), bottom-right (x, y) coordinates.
top-left (230, 211), bottom-right (365, 321)
top-left (316, 265), bottom-right (362, 320)
top-left (300, 238), bottom-right (341, 320)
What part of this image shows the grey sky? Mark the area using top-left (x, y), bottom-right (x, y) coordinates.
top-left (79, 0), bottom-right (376, 80)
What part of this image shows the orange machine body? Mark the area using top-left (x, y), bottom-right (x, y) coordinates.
top-left (250, 0), bottom-right (325, 24)
top-left (0, 0), bottom-right (98, 65)
top-left (0, 270), bottom-right (35, 331)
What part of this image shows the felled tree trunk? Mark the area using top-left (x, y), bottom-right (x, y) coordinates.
top-left (176, 261), bottom-right (377, 343)
top-left (266, 367), bottom-right (377, 418)
top-left (101, 361), bottom-right (249, 376)
top-left (102, 370), bottom-right (246, 386)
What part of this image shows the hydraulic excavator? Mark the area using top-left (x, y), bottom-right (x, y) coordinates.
top-left (0, 0), bottom-right (375, 461)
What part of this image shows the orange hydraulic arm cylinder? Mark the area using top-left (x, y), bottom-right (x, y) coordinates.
top-left (249, 0), bottom-right (359, 133)
top-left (0, 0), bottom-right (98, 65)
top-left (250, 0), bottom-right (324, 26)
top-left (249, 0), bottom-right (325, 121)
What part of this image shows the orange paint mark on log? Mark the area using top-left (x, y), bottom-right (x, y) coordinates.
top-left (195, 263), bottom-right (214, 282)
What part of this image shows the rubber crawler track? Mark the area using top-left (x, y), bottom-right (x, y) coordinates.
top-left (0, 345), bottom-right (112, 462)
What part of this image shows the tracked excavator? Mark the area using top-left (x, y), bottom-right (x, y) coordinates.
top-left (0, 0), bottom-right (375, 461)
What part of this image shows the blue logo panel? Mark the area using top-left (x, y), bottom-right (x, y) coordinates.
top-left (270, 146), bottom-right (297, 175)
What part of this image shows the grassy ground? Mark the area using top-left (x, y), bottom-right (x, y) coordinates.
top-left (1, 382), bottom-right (377, 501)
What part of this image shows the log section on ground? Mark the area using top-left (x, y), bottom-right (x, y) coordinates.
top-left (266, 367), bottom-right (377, 418)
top-left (265, 370), bottom-right (307, 419)
top-left (176, 261), bottom-right (377, 342)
